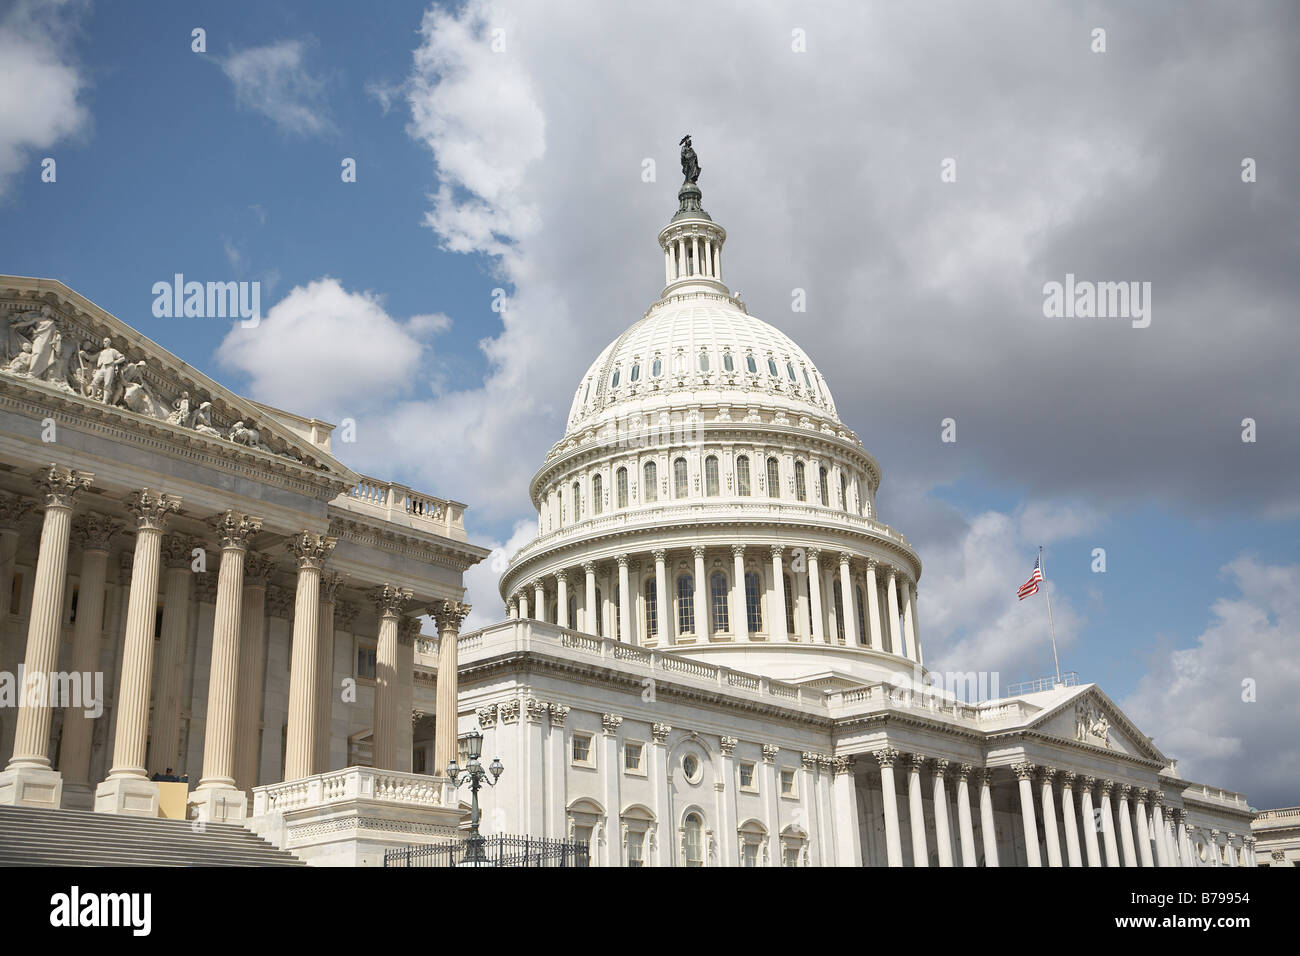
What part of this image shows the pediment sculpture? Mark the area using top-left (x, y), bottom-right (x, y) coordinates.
top-left (1074, 701), bottom-right (1112, 748)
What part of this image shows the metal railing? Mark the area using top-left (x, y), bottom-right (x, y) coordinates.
top-left (1005, 671), bottom-right (1080, 696)
top-left (384, 834), bottom-right (590, 868)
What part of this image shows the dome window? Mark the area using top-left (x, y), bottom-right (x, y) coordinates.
top-left (786, 362), bottom-right (796, 382)
top-left (736, 455), bottom-right (751, 496)
top-left (652, 357), bottom-right (663, 377)
top-left (630, 363), bottom-right (640, 382)
top-left (767, 358), bottom-right (778, 377)
top-left (673, 353), bottom-right (686, 375)
top-left (698, 352), bottom-right (710, 372)
top-left (582, 381), bottom-right (590, 404)
top-left (723, 351), bottom-right (734, 372)
top-left (611, 369), bottom-right (621, 388)
top-left (802, 368), bottom-right (812, 390)
top-left (745, 354), bottom-right (757, 374)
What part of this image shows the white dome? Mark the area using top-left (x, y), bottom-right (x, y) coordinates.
top-left (565, 293), bottom-right (840, 436)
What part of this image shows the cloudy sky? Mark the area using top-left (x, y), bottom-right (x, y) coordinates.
top-left (1, 0), bottom-right (1296, 807)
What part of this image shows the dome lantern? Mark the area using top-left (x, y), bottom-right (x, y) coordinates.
top-left (658, 136), bottom-right (729, 298)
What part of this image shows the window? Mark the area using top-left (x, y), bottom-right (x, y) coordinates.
top-left (833, 580), bottom-right (845, 643)
top-left (783, 845), bottom-right (800, 867)
top-left (802, 368), bottom-right (812, 390)
top-left (652, 357), bottom-right (662, 377)
top-left (840, 472), bottom-right (848, 511)
top-left (745, 354), bottom-right (757, 373)
top-left (673, 457), bottom-right (688, 499)
top-left (613, 580), bottom-right (622, 640)
top-left (572, 734), bottom-right (593, 766)
top-left (767, 357), bottom-right (778, 377)
top-left (627, 830), bottom-right (645, 867)
top-left (630, 363), bottom-right (640, 382)
top-left (704, 455), bottom-right (720, 496)
top-left (594, 588), bottom-right (604, 637)
top-left (784, 573), bottom-right (795, 635)
top-left (739, 763), bottom-right (756, 790)
top-left (795, 460), bottom-right (807, 501)
top-left (682, 753), bottom-right (701, 782)
top-left (568, 593), bottom-right (577, 629)
top-left (819, 466), bottom-right (829, 506)
top-left (625, 742), bottom-right (644, 772)
top-left (766, 457), bottom-right (780, 498)
top-left (677, 574), bottom-right (694, 635)
top-left (745, 572), bottom-right (763, 632)
top-left (644, 461), bottom-right (658, 502)
top-left (698, 351), bottom-right (710, 372)
top-left (592, 473), bottom-right (603, 515)
top-left (780, 769), bottom-right (797, 797)
top-left (742, 843), bottom-right (758, 867)
top-left (710, 571), bottom-right (729, 633)
top-left (723, 351), bottom-right (734, 372)
top-left (684, 813), bottom-right (704, 867)
top-left (786, 361), bottom-right (796, 381)
top-left (582, 381), bottom-right (590, 404)
top-left (616, 467), bottom-right (628, 508)
top-left (644, 578), bottom-right (658, 639)
top-left (572, 481), bottom-right (581, 520)
top-left (575, 825), bottom-right (593, 853)
top-left (413, 747), bottom-right (426, 774)
top-left (736, 455), bottom-right (751, 496)
top-left (672, 352), bottom-right (685, 375)
top-left (557, 487), bottom-right (563, 526)
top-left (611, 368), bottom-right (620, 388)
top-left (856, 587), bottom-right (866, 645)
top-left (356, 644), bottom-right (377, 681)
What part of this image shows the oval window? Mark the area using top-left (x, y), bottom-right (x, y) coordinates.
top-left (611, 369), bottom-right (620, 388)
top-left (723, 352), bottom-right (734, 372)
top-left (652, 357), bottom-right (662, 377)
top-left (630, 363), bottom-right (640, 382)
top-left (682, 753), bottom-right (700, 782)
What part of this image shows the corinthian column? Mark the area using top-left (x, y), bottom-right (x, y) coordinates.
top-left (58, 514), bottom-right (120, 809)
top-left (1078, 776), bottom-right (1103, 867)
top-left (932, 759), bottom-right (954, 866)
top-left (555, 571), bottom-right (569, 629)
top-left (1060, 771), bottom-right (1082, 866)
top-left (1134, 788), bottom-right (1155, 866)
top-left (770, 546), bottom-right (788, 642)
top-left (372, 584), bottom-right (411, 770)
top-left (1039, 767), bottom-right (1063, 866)
top-left (146, 534), bottom-right (196, 780)
top-left (584, 561), bottom-right (598, 636)
top-left (95, 488), bottom-right (181, 817)
top-left (907, 753), bottom-right (930, 866)
top-left (1151, 791), bottom-right (1170, 866)
top-left (432, 598), bottom-right (470, 777)
top-left (885, 569), bottom-right (902, 656)
top-left (838, 554), bottom-right (858, 645)
top-left (314, 572), bottom-right (342, 774)
top-left (731, 545), bottom-right (748, 642)
top-left (283, 532), bottom-right (335, 781)
top-left (619, 555), bottom-right (633, 643)
top-left (978, 768), bottom-right (999, 866)
top-left (653, 552), bottom-right (669, 645)
top-left (233, 551), bottom-right (273, 794)
top-left (874, 748), bottom-right (903, 867)
top-left (691, 547), bottom-right (706, 640)
top-left (1013, 762), bottom-right (1042, 866)
top-left (190, 510), bottom-right (261, 821)
top-left (806, 548), bottom-right (824, 643)
top-left (955, 764), bottom-right (977, 867)
top-left (1116, 784), bottom-right (1138, 866)
top-left (1098, 780), bottom-right (1121, 866)
top-left (864, 558), bottom-right (883, 651)
top-left (0, 466), bottom-right (92, 810)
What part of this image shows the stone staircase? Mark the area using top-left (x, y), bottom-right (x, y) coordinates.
top-left (0, 805), bottom-right (307, 866)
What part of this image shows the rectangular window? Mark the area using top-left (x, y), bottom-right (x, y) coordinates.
top-left (627, 830), bottom-right (645, 867)
top-left (783, 846), bottom-right (800, 867)
top-left (617, 468), bottom-right (629, 508)
top-left (739, 762), bottom-right (756, 790)
top-left (745, 573), bottom-right (763, 632)
top-left (742, 843), bottom-right (758, 867)
top-left (710, 572), bottom-right (729, 633)
top-left (766, 457), bottom-right (781, 498)
top-left (705, 456), bottom-right (720, 496)
top-left (677, 576), bottom-right (694, 635)
top-left (780, 769), bottom-right (796, 797)
top-left (624, 742), bottom-right (643, 772)
top-left (356, 644), bottom-right (377, 681)
top-left (413, 748), bottom-right (426, 774)
top-left (736, 456), bottom-right (751, 496)
top-left (572, 734), bottom-right (593, 765)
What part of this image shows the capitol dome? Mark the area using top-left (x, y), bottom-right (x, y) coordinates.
top-left (501, 168), bottom-right (924, 686)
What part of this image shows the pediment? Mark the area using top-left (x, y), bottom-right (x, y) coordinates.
top-left (1029, 685), bottom-right (1166, 763)
top-left (0, 277), bottom-right (356, 485)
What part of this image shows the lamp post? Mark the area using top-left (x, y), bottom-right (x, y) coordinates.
top-left (446, 727), bottom-right (503, 866)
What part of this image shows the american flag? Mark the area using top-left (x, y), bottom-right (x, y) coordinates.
top-left (1017, 556), bottom-right (1043, 600)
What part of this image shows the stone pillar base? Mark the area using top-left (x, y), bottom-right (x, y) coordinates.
top-left (95, 776), bottom-right (159, 816)
top-left (189, 785), bottom-right (247, 823)
top-left (0, 765), bottom-right (63, 809)
top-left (60, 782), bottom-right (95, 810)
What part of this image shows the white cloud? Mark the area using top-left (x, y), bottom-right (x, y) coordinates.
top-left (1122, 558), bottom-right (1300, 809)
top-left (0, 0), bottom-right (90, 198)
top-left (461, 519), bottom-right (535, 632)
top-left (217, 38), bottom-right (333, 137)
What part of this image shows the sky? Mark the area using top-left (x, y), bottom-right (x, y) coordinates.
top-left (1, 0), bottom-right (1296, 808)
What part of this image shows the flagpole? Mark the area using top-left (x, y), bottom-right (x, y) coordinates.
top-left (1040, 545), bottom-right (1062, 686)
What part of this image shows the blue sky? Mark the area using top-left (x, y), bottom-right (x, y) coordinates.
top-left (3, 0), bottom-right (1297, 806)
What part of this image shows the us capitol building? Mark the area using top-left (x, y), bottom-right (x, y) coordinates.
top-left (0, 142), bottom-right (1286, 867)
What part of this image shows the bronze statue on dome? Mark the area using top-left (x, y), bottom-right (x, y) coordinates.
top-left (680, 134), bottom-right (701, 184)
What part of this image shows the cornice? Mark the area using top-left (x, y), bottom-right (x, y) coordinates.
top-left (327, 513), bottom-right (490, 571)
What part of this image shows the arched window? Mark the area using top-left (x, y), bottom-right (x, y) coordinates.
top-left (704, 456), bottom-right (720, 497)
top-left (652, 357), bottom-right (662, 377)
top-left (766, 457), bottom-right (780, 498)
top-left (819, 467), bottom-right (829, 506)
top-left (616, 467), bottom-right (628, 508)
top-left (594, 588), bottom-right (604, 638)
top-left (592, 473), bottom-right (603, 515)
top-left (745, 354), bottom-right (757, 374)
top-left (783, 573), bottom-right (795, 635)
top-left (630, 363), bottom-right (640, 382)
top-left (767, 357), bottom-right (779, 377)
top-left (673, 457), bottom-right (688, 499)
top-left (794, 461), bottom-right (807, 501)
top-left (644, 578), bottom-right (657, 640)
top-left (745, 571), bottom-right (763, 632)
top-left (736, 455), bottom-right (751, 496)
top-left (723, 351), bottom-right (734, 372)
top-left (856, 587), bottom-right (866, 645)
top-left (698, 351), bottom-right (710, 372)
top-left (611, 368), bottom-right (620, 388)
top-left (572, 482), bottom-right (581, 521)
top-left (684, 813), bottom-right (704, 867)
top-left (840, 472), bottom-right (848, 511)
top-left (644, 461), bottom-right (658, 502)
top-left (833, 580), bottom-right (845, 643)
top-left (710, 571), bottom-right (729, 633)
top-left (677, 574), bottom-right (694, 635)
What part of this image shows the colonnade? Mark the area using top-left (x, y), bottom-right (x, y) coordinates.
top-left (507, 545), bottom-right (921, 661)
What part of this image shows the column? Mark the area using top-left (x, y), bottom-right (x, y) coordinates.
top-left (838, 553), bottom-right (858, 646)
top-left (371, 583), bottom-right (410, 772)
top-left (770, 547), bottom-right (788, 641)
top-left (233, 552), bottom-right (272, 793)
top-left (663, 247), bottom-right (673, 285)
top-left (831, 756), bottom-right (862, 867)
top-left (703, 238), bottom-right (713, 277)
top-left (1079, 776), bottom-right (1102, 867)
top-left (0, 494), bottom-right (33, 624)
top-left (652, 553), bottom-right (669, 646)
top-left (619, 555), bottom-right (633, 643)
top-left (691, 547), bottom-right (706, 640)
top-left (1181, 822), bottom-right (1195, 867)
top-left (507, 598), bottom-right (518, 620)
top-left (955, 765), bottom-right (977, 867)
top-left (1039, 767), bottom-right (1063, 866)
top-left (902, 580), bottom-right (918, 660)
top-left (396, 617), bottom-right (419, 772)
top-left (314, 572), bottom-right (341, 774)
top-left (874, 748), bottom-right (903, 867)
top-left (1176, 811), bottom-right (1193, 866)
top-left (0, 467), bottom-right (92, 808)
top-left (1013, 763), bottom-right (1042, 866)
top-left (1060, 771), bottom-right (1082, 866)
top-left (932, 759), bottom-right (954, 866)
top-left (533, 580), bottom-right (545, 624)
top-left (1116, 784), bottom-right (1138, 866)
top-left (885, 569), bottom-right (902, 655)
top-left (908, 583), bottom-right (923, 663)
top-left (517, 590), bottom-right (529, 620)
top-left (806, 549), bottom-right (825, 643)
top-left (978, 768), bottom-right (999, 866)
top-left (651, 723), bottom-right (673, 863)
top-left (146, 535), bottom-right (195, 782)
top-left (189, 511), bottom-right (262, 821)
top-left (864, 558), bottom-right (883, 651)
top-left (1098, 780), bottom-right (1121, 866)
top-left (730, 545), bottom-right (747, 641)
top-left (56, 513), bottom-right (117, 808)
top-left (1150, 792), bottom-right (1169, 866)
top-left (1209, 829), bottom-right (1221, 866)
top-left (555, 571), bottom-right (569, 629)
top-left (907, 753), bottom-right (929, 866)
top-left (432, 599), bottom-right (470, 777)
top-left (1134, 788), bottom-right (1155, 866)
top-left (280, 532), bottom-right (334, 781)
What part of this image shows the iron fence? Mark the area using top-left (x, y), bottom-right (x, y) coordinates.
top-left (384, 834), bottom-right (590, 867)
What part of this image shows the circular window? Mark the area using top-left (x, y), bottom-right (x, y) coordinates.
top-left (681, 753), bottom-right (701, 783)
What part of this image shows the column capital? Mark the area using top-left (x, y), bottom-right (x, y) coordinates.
top-left (1098, 778), bottom-right (1115, 797)
top-left (548, 702), bottom-right (571, 728)
top-left (874, 746), bottom-right (900, 768)
top-left (125, 488), bottom-right (180, 530)
top-left (719, 736), bottom-right (738, 756)
top-left (1038, 766), bottom-right (1057, 784)
top-left (555, 569), bottom-right (569, 584)
top-left (978, 767), bottom-right (996, 786)
top-left (161, 533), bottom-right (197, 569)
top-left (1135, 786), bottom-right (1150, 802)
top-left (34, 464), bottom-right (93, 509)
top-left (833, 755), bottom-right (854, 776)
top-left (524, 697), bottom-right (547, 723)
top-left (374, 583), bottom-right (413, 619)
top-left (601, 713), bottom-right (623, 736)
top-left (650, 721), bottom-right (671, 744)
top-left (398, 615), bottom-right (422, 645)
top-left (885, 565), bottom-right (898, 581)
top-left (805, 546), bottom-right (820, 561)
top-left (1152, 789), bottom-right (1165, 806)
top-left (801, 751), bottom-right (819, 770)
top-left (1060, 769), bottom-right (1076, 787)
top-left (907, 752), bottom-right (929, 773)
top-left (73, 513), bottom-right (121, 552)
top-left (209, 509), bottom-right (262, 550)
top-left (729, 544), bottom-right (745, 559)
top-left (769, 545), bottom-right (783, 560)
top-left (319, 569), bottom-right (345, 603)
top-left (838, 551), bottom-right (853, 568)
top-left (335, 600), bottom-right (359, 630)
top-left (957, 763), bottom-right (974, 780)
top-left (1011, 761), bottom-right (1036, 781)
top-left (933, 758), bottom-right (951, 778)
top-left (285, 530), bottom-right (334, 568)
top-left (1080, 774), bottom-right (1097, 791)
top-left (618, 553), bottom-right (631, 568)
top-left (690, 546), bottom-right (705, 560)
top-left (430, 598), bottom-right (471, 632)
top-left (0, 492), bottom-right (35, 530)
top-left (242, 550), bottom-right (276, 584)
top-left (651, 551), bottom-right (667, 564)
top-left (865, 556), bottom-right (879, 571)
top-left (476, 703), bottom-right (499, 727)
top-left (1118, 784), bottom-right (1133, 800)
top-left (761, 743), bottom-right (779, 764)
